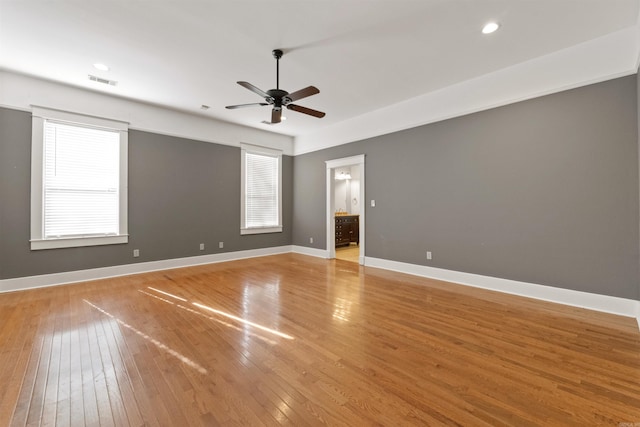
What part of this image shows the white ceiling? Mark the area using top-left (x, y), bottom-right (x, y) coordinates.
top-left (1, 0), bottom-right (639, 141)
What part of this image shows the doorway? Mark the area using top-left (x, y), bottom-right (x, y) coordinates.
top-left (325, 155), bottom-right (365, 265)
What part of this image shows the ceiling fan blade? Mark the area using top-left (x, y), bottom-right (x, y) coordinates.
top-left (225, 103), bottom-right (269, 109)
top-left (287, 104), bottom-right (325, 118)
top-left (285, 86), bottom-right (319, 103)
top-left (271, 108), bottom-right (282, 124)
top-left (237, 81), bottom-right (270, 99)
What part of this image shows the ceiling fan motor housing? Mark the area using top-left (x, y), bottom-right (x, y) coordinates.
top-left (267, 89), bottom-right (289, 108)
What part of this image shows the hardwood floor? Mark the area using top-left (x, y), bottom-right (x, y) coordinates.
top-left (1, 253), bottom-right (639, 426)
top-left (335, 244), bottom-right (359, 263)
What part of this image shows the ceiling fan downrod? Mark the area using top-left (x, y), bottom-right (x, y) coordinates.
top-left (273, 49), bottom-right (282, 90)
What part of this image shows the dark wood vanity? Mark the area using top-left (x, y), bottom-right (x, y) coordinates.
top-left (335, 215), bottom-right (359, 247)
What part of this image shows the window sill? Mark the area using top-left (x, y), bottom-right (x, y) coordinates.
top-left (240, 226), bottom-right (283, 235)
top-left (30, 234), bottom-right (129, 250)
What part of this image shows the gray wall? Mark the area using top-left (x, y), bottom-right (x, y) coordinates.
top-left (0, 108), bottom-right (292, 279)
top-left (293, 75), bottom-right (639, 300)
top-left (2, 75), bottom-right (639, 300)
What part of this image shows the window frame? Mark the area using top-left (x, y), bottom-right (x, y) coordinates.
top-left (240, 143), bottom-right (283, 235)
top-left (30, 106), bottom-right (129, 250)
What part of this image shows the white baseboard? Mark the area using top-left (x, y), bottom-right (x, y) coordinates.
top-left (365, 257), bottom-right (639, 323)
top-left (0, 246), bottom-right (293, 293)
top-left (291, 245), bottom-right (329, 259)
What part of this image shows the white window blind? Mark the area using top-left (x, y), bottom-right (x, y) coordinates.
top-left (245, 152), bottom-right (279, 227)
top-left (43, 121), bottom-right (120, 238)
top-left (241, 144), bottom-right (282, 235)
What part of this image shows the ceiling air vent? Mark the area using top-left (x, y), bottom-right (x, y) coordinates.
top-left (88, 74), bottom-right (117, 86)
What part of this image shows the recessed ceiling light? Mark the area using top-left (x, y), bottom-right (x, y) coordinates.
top-left (482, 22), bottom-right (500, 34)
top-left (93, 63), bottom-right (110, 71)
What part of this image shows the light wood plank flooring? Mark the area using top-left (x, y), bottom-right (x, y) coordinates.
top-left (1, 253), bottom-right (639, 426)
top-left (335, 244), bottom-right (359, 263)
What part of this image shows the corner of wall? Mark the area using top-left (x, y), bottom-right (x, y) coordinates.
top-left (291, 245), bottom-right (328, 259)
top-left (637, 57), bottom-right (640, 333)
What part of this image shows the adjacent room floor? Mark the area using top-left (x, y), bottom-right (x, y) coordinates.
top-left (335, 244), bottom-right (359, 263)
top-left (1, 253), bottom-right (639, 426)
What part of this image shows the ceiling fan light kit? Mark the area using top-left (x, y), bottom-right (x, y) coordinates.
top-left (226, 49), bottom-right (325, 124)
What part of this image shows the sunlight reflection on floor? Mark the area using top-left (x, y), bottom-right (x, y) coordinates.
top-left (83, 299), bottom-right (208, 374)
top-left (139, 288), bottom-right (284, 345)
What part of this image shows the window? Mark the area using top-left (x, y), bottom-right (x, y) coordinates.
top-left (241, 143), bottom-right (282, 235)
top-left (30, 107), bottom-right (128, 250)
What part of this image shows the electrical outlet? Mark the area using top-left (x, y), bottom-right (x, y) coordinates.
top-left (371, 199), bottom-right (376, 207)
top-left (199, 243), bottom-right (205, 251)
top-left (219, 241), bottom-right (224, 249)
top-left (309, 237), bottom-right (314, 244)
top-left (133, 249), bottom-right (140, 258)
top-left (426, 251), bottom-right (432, 260)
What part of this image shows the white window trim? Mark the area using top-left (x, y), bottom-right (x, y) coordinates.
top-left (30, 106), bottom-right (129, 250)
top-left (240, 143), bottom-right (283, 235)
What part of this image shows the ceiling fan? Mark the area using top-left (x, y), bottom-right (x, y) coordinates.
top-left (226, 49), bottom-right (325, 124)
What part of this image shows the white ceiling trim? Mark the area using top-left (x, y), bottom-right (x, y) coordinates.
top-left (294, 26), bottom-right (639, 155)
top-left (0, 71), bottom-right (295, 155)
